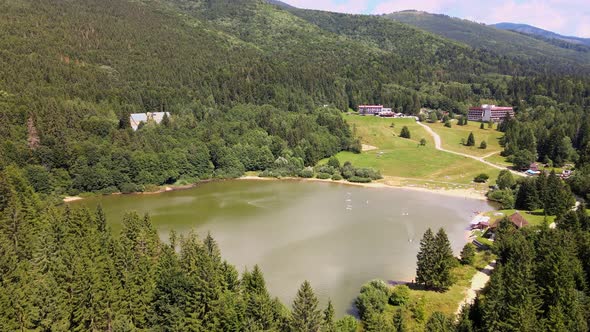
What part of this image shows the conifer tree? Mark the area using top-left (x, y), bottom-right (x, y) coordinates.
top-left (432, 228), bottom-right (455, 290)
top-left (291, 280), bottom-right (322, 332)
top-left (425, 311), bottom-right (453, 332)
top-left (416, 228), bottom-right (436, 289)
top-left (322, 300), bottom-right (335, 332)
top-left (400, 126), bottom-right (411, 139)
top-left (466, 132), bottom-right (475, 146)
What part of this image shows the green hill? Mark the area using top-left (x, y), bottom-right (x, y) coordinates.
top-left (385, 10), bottom-right (590, 71)
top-left (0, 0), bottom-right (589, 196)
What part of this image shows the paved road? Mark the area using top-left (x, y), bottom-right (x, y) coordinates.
top-left (416, 121), bottom-right (524, 177)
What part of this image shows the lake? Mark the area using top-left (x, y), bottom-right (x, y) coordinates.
top-left (70, 179), bottom-right (493, 316)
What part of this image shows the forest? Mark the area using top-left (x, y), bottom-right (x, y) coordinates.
top-left (1, 0), bottom-right (589, 196)
top-left (1, 0), bottom-right (590, 331)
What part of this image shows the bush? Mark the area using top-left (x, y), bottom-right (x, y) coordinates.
top-left (389, 285), bottom-right (411, 306)
top-left (460, 243), bottom-right (476, 265)
top-left (98, 186), bottom-right (119, 195)
top-left (356, 280), bottom-right (390, 320)
top-left (316, 172), bottom-right (331, 180)
top-left (400, 126), bottom-right (411, 139)
top-left (487, 189), bottom-right (515, 209)
top-left (299, 167), bottom-right (314, 178)
top-left (316, 165), bottom-right (335, 175)
top-left (327, 156), bottom-right (341, 169)
top-left (119, 182), bottom-right (143, 194)
top-left (355, 168), bottom-right (382, 180)
top-left (332, 173), bottom-right (343, 181)
top-left (474, 173), bottom-right (489, 183)
top-left (335, 316), bottom-right (358, 332)
top-left (444, 120), bottom-right (452, 128)
top-left (348, 176), bottom-right (372, 183)
top-left (480, 141), bottom-right (487, 149)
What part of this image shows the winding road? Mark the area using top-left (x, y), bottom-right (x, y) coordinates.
top-left (416, 121), bottom-right (524, 177)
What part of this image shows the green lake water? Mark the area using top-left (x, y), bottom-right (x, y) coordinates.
top-left (70, 179), bottom-right (492, 316)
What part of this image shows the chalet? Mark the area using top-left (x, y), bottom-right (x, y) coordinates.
top-left (130, 112), bottom-right (170, 131)
top-left (507, 212), bottom-right (529, 229)
top-left (468, 105), bottom-right (514, 122)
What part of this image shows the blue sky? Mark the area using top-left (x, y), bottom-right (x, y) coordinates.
top-left (284, 0), bottom-right (590, 37)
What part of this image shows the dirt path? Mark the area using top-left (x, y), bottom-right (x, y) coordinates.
top-left (416, 121), bottom-right (523, 177)
top-left (455, 260), bottom-right (496, 315)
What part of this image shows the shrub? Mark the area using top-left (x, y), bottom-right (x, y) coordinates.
top-left (327, 156), bottom-right (340, 169)
top-left (487, 189), bottom-right (515, 209)
top-left (389, 285), bottom-right (411, 306)
top-left (99, 186), bottom-right (119, 195)
top-left (474, 173), bottom-right (489, 183)
top-left (316, 172), bottom-right (331, 180)
top-left (332, 173), bottom-right (343, 181)
top-left (460, 243), bottom-right (476, 265)
top-left (355, 280), bottom-right (390, 320)
top-left (444, 120), bottom-right (451, 128)
top-left (348, 176), bottom-right (372, 183)
top-left (480, 141), bottom-right (487, 149)
top-left (119, 182), bottom-right (142, 194)
top-left (316, 165), bottom-right (335, 175)
top-left (299, 168), bottom-right (314, 178)
top-left (355, 168), bottom-right (382, 180)
top-left (400, 126), bottom-right (411, 139)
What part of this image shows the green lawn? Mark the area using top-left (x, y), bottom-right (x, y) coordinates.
top-left (425, 120), bottom-right (505, 158)
top-left (339, 116), bottom-right (500, 185)
top-left (483, 153), bottom-right (512, 167)
top-left (483, 209), bottom-right (556, 227)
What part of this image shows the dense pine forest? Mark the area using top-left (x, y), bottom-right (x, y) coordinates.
top-left (2, 0), bottom-right (590, 331)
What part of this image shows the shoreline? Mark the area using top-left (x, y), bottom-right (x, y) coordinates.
top-left (63, 175), bottom-right (489, 203)
top-left (237, 176), bottom-right (489, 201)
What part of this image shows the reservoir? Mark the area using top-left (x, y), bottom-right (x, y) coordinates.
top-left (70, 179), bottom-right (493, 316)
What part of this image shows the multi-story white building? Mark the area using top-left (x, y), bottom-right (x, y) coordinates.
top-left (468, 105), bottom-right (514, 122)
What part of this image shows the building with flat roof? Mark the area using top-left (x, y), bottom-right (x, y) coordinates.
top-left (468, 105), bottom-right (514, 122)
top-left (130, 112), bottom-right (170, 131)
top-left (358, 105), bottom-right (383, 115)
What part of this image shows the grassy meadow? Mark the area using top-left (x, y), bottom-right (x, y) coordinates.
top-left (424, 120), bottom-right (505, 158)
top-left (337, 116), bottom-right (501, 186)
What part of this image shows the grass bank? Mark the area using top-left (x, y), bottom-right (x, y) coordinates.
top-left (339, 116), bottom-right (501, 186)
top-left (385, 251), bottom-right (495, 331)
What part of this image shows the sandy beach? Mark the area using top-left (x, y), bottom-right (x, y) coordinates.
top-left (237, 175), bottom-right (488, 201)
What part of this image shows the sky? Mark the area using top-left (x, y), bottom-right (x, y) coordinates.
top-left (283, 0), bottom-right (590, 38)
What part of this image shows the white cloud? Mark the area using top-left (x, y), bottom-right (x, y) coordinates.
top-left (282, 0), bottom-right (590, 37)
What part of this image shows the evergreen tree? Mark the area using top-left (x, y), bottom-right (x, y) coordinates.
top-left (466, 132), bottom-right (475, 146)
top-left (460, 242), bottom-right (476, 265)
top-left (416, 229), bottom-right (436, 289)
top-left (425, 312), bottom-right (454, 332)
top-left (291, 280), bottom-right (322, 332)
top-left (480, 122), bottom-right (484, 129)
top-left (479, 141), bottom-right (487, 149)
top-left (400, 126), bottom-right (411, 139)
top-left (432, 228), bottom-right (456, 290)
top-left (392, 308), bottom-right (407, 332)
top-left (322, 300), bottom-right (335, 332)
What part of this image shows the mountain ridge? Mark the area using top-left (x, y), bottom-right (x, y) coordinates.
top-left (493, 22), bottom-right (590, 46)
